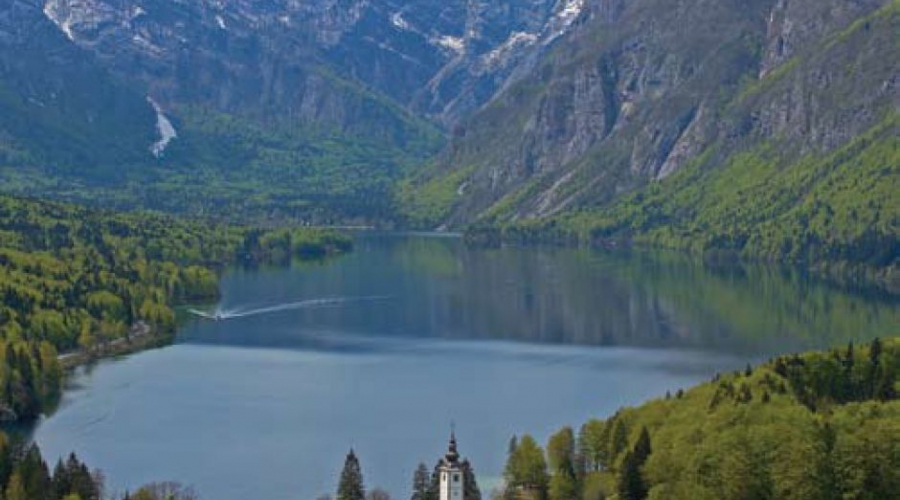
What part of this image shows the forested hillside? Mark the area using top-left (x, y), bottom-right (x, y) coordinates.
top-left (409, 0), bottom-right (898, 224)
top-left (502, 337), bottom-right (900, 500)
top-left (406, 0), bottom-right (899, 288)
top-left (1, 0), bottom-right (593, 223)
top-left (0, 0), bottom-right (443, 223)
top-left (0, 195), bottom-right (350, 421)
top-left (470, 114), bottom-right (900, 293)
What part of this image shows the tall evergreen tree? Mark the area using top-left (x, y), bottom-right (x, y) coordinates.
top-left (53, 459), bottom-right (71, 499)
top-left (616, 452), bottom-right (646, 500)
top-left (508, 436), bottom-right (518, 457)
top-left (608, 418), bottom-right (628, 465)
top-left (633, 428), bottom-right (651, 465)
top-left (337, 450), bottom-right (366, 500)
top-left (461, 460), bottom-right (481, 500)
top-left (18, 443), bottom-right (52, 500)
top-left (411, 463), bottom-right (430, 500)
top-left (425, 462), bottom-right (440, 500)
top-left (617, 427), bottom-right (652, 500)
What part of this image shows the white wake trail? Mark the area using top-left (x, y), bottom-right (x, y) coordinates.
top-left (189, 296), bottom-right (389, 321)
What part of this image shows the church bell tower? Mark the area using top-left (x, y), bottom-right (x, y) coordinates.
top-left (439, 431), bottom-right (464, 500)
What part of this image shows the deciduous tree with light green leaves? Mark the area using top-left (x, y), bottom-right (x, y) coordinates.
top-left (503, 435), bottom-right (549, 500)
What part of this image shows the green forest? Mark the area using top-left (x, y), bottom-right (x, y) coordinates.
top-left (0, 194), bottom-right (351, 422)
top-left (308, 337), bottom-right (900, 500)
top-left (0, 336), bottom-right (895, 500)
top-left (0, 433), bottom-right (199, 500)
top-left (498, 337), bottom-right (899, 500)
top-left (469, 114), bottom-right (900, 294)
top-left (0, 97), bottom-right (443, 225)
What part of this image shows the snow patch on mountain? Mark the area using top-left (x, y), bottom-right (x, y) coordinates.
top-left (42, 1), bottom-right (76, 41)
top-left (544, 0), bottom-right (585, 44)
top-left (132, 34), bottom-right (163, 55)
top-left (483, 31), bottom-right (538, 66)
top-left (215, 14), bottom-right (227, 30)
top-left (148, 97), bottom-right (177, 158)
top-left (432, 35), bottom-right (465, 54)
top-left (390, 12), bottom-right (409, 30)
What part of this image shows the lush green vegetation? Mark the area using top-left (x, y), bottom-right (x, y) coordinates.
top-left (0, 101), bottom-right (443, 224)
top-left (0, 436), bottom-right (101, 500)
top-left (0, 434), bottom-right (199, 500)
top-left (500, 337), bottom-right (900, 500)
top-left (472, 114), bottom-right (900, 293)
top-left (330, 450), bottom-right (401, 500)
top-left (0, 195), bottom-right (351, 421)
top-left (396, 165), bottom-right (476, 229)
top-left (0, 5), bottom-right (445, 225)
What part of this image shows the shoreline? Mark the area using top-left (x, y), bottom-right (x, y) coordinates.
top-left (58, 322), bottom-right (175, 370)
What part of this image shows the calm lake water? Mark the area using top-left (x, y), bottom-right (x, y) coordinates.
top-left (30, 233), bottom-right (900, 500)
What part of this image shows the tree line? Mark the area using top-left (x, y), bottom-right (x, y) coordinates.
top-left (495, 337), bottom-right (899, 500)
top-left (6, 336), bottom-right (893, 500)
top-left (0, 432), bottom-right (199, 500)
top-left (0, 195), bottom-right (351, 422)
top-left (326, 448), bottom-right (483, 500)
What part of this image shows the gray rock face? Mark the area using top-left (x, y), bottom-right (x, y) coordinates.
top-left (38, 0), bottom-right (590, 128)
top-left (423, 0), bottom-right (899, 226)
top-left (759, 0), bottom-right (887, 77)
top-left (11, 0), bottom-right (897, 226)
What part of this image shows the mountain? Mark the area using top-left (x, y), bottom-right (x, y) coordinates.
top-left (3, 0), bottom-right (897, 236)
top-left (407, 0), bottom-right (899, 225)
top-left (0, 0), bottom-right (441, 221)
top-left (402, 0), bottom-right (899, 284)
top-left (0, 0), bottom-right (157, 182)
top-left (0, 0), bottom-right (596, 221)
top-left (40, 0), bottom-right (589, 126)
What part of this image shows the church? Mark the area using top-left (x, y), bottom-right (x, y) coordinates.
top-left (437, 431), bottom-right (479, 500)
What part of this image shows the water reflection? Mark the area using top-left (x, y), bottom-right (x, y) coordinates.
top-left (182, 233), bottom-right (899, 356)
top-left (30, 233), bottom-right (900, 500)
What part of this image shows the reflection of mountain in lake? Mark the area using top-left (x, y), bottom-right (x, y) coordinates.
top-left (181, 233), bottom-right (900, 356)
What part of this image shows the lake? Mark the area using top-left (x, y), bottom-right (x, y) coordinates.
top-left (29, 233), bottom-right (900, 500)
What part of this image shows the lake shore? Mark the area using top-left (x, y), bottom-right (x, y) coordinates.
top-left (58, 322), bottom-right (175, 370)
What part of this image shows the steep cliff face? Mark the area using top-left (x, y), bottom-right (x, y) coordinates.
top-left (12, 0), bottom-right (601, 219)
top-left (408, 0), bottom-right (899, 227)
top-left (38, 0), bottom-right (588, 128)
top-left (38, 0), bottom-right (420, 140)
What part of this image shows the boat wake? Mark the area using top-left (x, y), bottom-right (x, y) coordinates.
top-left (188, 296), bottom-right (389, 322)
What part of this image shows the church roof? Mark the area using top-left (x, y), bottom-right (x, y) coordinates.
top-left (444, 430), bottom-right (461, 466)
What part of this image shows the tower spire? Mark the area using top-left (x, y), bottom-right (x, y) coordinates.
top-left (439, 425), bottom-right (465, 500)
top-left (445, 423), bottom-right (460, 464)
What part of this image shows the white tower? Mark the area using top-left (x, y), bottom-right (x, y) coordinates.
top-left (439, 431), bottom-right (465, 500)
